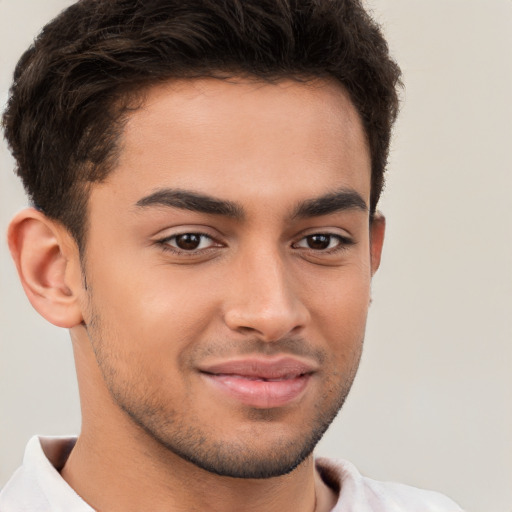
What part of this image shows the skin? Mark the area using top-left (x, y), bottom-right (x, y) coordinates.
top-left (8, 77), bottom-right (385, 512)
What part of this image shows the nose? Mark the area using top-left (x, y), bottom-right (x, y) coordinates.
top-left (223, 247), bottom-right (310, 342)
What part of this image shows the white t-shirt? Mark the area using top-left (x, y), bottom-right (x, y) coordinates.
top-left (0, 436), bottom-right (464, 511)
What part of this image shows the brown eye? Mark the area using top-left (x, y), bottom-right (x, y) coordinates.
top-left (294, 233), bottom-right (352, 252)
top-left (164, 233), bottom-right (215, 251)
top-left (175, 234), bottom-right (202, 250)
top-left (305, 234), bottom-right (332, 250)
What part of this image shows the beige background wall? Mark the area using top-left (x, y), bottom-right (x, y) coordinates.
top-left (1, 1), bottom-right (511, 511)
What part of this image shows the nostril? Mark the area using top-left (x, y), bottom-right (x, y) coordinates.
top-left (224, 309), bottom-right (309, 343)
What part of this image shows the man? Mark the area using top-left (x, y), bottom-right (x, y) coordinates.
top-left (0, 0), bottom-right (463, 510)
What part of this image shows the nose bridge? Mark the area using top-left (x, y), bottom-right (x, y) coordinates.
top-left (223, 241), bottom-right (309, 341)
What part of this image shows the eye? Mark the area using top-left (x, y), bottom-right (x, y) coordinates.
top-left (161, 233), bottom-right (217, 252)
top-left (294, 233), bottom-right (352, 251)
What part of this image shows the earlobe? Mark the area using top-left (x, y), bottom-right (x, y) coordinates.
top-left (8, 208), bottom-right (84, 328)
top-left (370, 212), bottom-right (386, 276)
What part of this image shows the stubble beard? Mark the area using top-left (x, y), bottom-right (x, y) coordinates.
top-left (85, 305), bottom-right (363, 479)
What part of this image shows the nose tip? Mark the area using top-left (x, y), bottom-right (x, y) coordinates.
top-left (222, 257), bottom-right (310, 342)
top-left (224, 302), bottom-right (308, 342)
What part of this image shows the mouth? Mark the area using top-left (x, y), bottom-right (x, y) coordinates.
top-left (198, 357), bottom-right (316, 409)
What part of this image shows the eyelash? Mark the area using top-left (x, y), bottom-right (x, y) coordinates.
top-left (156, 232), bottom-right (354, 256)
top-left (157, 232), bottom-right (220, 255)
top-left (292, 233), bottom-right (355, 253)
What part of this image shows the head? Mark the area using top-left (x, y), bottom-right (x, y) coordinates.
top-left (5, 0), bottom-right (400, 480)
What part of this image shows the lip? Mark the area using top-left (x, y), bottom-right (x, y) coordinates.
top-left (199, 357), bottom-right (317, 409)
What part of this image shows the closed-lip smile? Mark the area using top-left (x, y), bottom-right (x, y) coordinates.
top-left (198, 356), bottom-right (317, 408)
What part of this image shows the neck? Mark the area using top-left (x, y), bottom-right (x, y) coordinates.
top-left (61, 422), bottom-right (334, 512)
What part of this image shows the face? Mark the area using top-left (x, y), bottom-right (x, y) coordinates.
top-left (78, 78), bottom-right (382, 478)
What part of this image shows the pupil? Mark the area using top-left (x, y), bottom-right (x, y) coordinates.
top-left (307, 234), bottom-right (330, 250)
top-left (176, 234), bottom-right (201, 250)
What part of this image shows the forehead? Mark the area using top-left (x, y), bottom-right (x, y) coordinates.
top-left (95, 77), bottom-right (371, 213)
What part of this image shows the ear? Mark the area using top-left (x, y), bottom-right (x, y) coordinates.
top-left (369, 212), bottom-right (385, 275)
top-left (8, 208), bottom-right (84, 328)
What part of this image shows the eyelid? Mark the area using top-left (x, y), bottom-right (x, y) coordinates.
top-left (151, 222), bottom-right (225, 238)
top-left (162, 233), bottom-right (218, 250)
top-left (292, 226), bottom-right (354, 242)
top-left (291, 230), bottom-right (355, 253)
top-left (150, 223), bottom-right (224, 255)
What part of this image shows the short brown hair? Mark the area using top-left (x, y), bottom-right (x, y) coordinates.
top-left (3, 0), bottom-right (401, 249)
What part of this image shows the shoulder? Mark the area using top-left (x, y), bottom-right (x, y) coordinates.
top-left (0, 436), bottom-right (93, 512)
top-left (315, 457), bottom-right (464, 512)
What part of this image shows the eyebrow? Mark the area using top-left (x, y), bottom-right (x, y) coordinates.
top-left (292, 188), bottom-right (368, 218)
top-left (135, 189), bottom-right (244, 219)
top-left (134, 187), bottom-right (367, 220)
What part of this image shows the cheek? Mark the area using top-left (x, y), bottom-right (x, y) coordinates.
top-left (84, 255), bottom-right (221, 363)
top-left (303, 255), bottom-right (372, 313)
top-left (320, 285), bottom-right (370, 347)
top-left (301, 260), bottom-right (372, 353)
